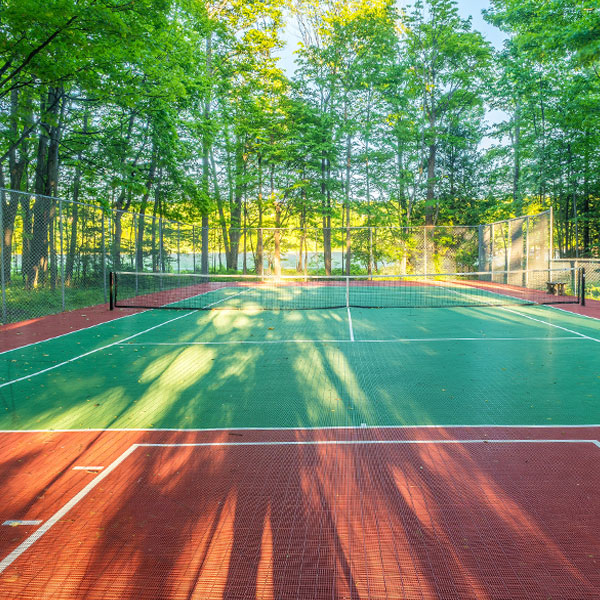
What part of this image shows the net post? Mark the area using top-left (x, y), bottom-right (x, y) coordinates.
top-left (109, 271), bottom-right (114, 310)
top-left (580, 268), bottom-right (586, 306)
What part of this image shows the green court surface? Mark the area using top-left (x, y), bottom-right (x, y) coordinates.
top-left (1, 304), bottom-right (599, 431)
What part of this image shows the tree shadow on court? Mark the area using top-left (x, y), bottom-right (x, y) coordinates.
top-left (3, 312), bottom-right (599, 597)
top-left (9, 425), bottom-right (592, 599)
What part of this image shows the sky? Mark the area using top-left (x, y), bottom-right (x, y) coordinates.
top-left (277, 1), bottom-right (509, 146)
top-left (435, 0), bottom-right (507, 49)
top-left (278, 0), bottom-right (508, 75)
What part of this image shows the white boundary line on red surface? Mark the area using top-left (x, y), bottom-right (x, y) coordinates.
top-left (0, 285), bottom-right (244, 357)
top-left (0, 309), bottom-right (147, 356)
top-left (0, 290), bottom-right (249, 390)
top-left (545, 304), bottom-right (600, 322)
top-left (0, 444), bottom-right (138, 574)
top-left (0, 437), bottom-right (598, 575)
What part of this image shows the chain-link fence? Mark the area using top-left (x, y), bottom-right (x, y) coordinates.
top-left (478, 212), bottom-right (552, 286)
top-left (551, 258), bottom-right (600, 301)
top-left (0, 188), bottom-right (554, 324)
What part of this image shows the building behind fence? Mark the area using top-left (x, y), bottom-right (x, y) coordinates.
top-left (0, 188), bottom-right (576, 324)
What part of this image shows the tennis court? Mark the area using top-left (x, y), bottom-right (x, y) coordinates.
top-left (0, 270), bottom-right (599, 599)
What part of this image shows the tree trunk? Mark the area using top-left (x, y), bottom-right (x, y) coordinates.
top-left (272, 164), bottom-right (281, 276)
top-left (425, 144), bottom-right (436, 226)
top-left (201, 213), bottom-right (209, 275)
top-left (228, 141), bottom-right (244, 270)
top-left (297, 203), bottom-right (305, 273)
top-left (135, 146), bottom-right (157, 272)
top-left (345, 131), bottom-right (352, 275)
top-left (65, 112), bottom-right (88, 284)
top-left (3, 89), bottom-right (27, 284)
top-left (28, 88), bottom-right (58, 288)
top-left (211, 150), bottom-right (230, 263)
top-left (321, 157), bottom-right (331, 275)
top-left (583, 135), bottom-right (590, 254)
top-left (512, 100), bottom-right (522, 212)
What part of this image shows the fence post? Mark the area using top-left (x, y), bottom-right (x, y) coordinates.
top-left (102, 211), bottom-right (107, 303)
top-left (0, 189), bottom-right (6, 323)
top-left (478, 224), bottom-right (484, 274)
top-left (158, 217), bottom-right (163, 272)
top-left (549, 205), bottom-right (554, 269)
top-left (177, 223), bottom-right (181, 274)
top-left (59, 198), bottom-right (65, 311)
top-left (505, 220), bottom-right (510, 285)
top-left (524, 216), bottom-right (530, 287)
top-left (490, 222), bottom-right (495, 278)
top-left (192, 225), bottom-right (196, 273)
top-left (368, 226), bottom-right (373, 278)
top-left (423, 228), bottom-right (428, 274)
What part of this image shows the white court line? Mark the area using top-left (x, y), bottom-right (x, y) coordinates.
top-left (501, 307), bottom-right (600, 343)
top-left (0, 289), bottom-right (249, 390)
top-left (72, 466), bottom-right (104, 471)
top-left (0, 311), bottom-right (195, 390)
top-left (0, 444), bottom-right (138, 574)
top-left (0, 309), bottom-right (147, 356)
top-left (118, 336), bottom-right (585, 347)
top-left (0, 283), bottom-right (242, 357)
top-left (547, 304), bottom-right (600, 322)
top-left (0, 437), bottom-right (598, 574)
top-left (3, 520), bottom-right (43, 526)
top-left (347, 306), bottom-right (355, 342)
top-left (139, 439), bottom-right (600, 448)
top-left (1, 423), bottom-right (599, 434)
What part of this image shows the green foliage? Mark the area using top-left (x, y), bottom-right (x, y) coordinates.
top-left (0, 0), bottom-right (598, 270)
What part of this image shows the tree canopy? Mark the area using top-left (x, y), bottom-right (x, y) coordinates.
top-left (1, 0), bottom-right (598, 283)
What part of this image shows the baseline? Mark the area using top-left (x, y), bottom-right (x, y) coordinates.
top-left (1, 437), bottom-right (598, 575)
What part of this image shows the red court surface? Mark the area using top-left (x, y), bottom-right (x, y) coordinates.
top-left (0, 427), bottom-right (598, 599)
top-left (0, 305), bottom-right (139, 353)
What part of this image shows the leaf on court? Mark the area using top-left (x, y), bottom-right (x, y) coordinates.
top-left (268, 327), bottom-right (274, 330)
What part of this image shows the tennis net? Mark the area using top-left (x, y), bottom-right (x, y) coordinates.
top-left (110, 268), bottom-right (585, 311)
